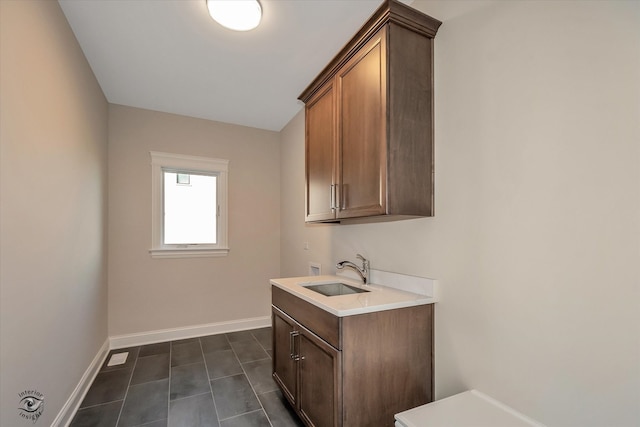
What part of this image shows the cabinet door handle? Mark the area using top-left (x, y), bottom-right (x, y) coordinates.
top-left (330, 185), bottom-right (335, 210)
top-left (289, 331), bottom-right (299, 359)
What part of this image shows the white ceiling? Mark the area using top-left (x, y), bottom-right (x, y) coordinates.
top-left (58, 0), bottom-right (393, 132)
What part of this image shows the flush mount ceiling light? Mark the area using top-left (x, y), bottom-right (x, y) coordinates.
top-left (206, 0), bottom-right (262, 31)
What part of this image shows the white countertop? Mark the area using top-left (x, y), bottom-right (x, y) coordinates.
top-left (395, 390), bottom-right (546, 427)
top-left (270, 274), bottom-right (436, 317)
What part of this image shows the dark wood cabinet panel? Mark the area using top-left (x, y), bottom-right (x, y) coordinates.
top-left (341, 304), bottom-right (434, 426)
top-left (272, 286), bottom-right (340, 349)
top-left (337, 30), bottom-right (386, 218)
top-left (298, 331), bottom-right (341, 427)
top-left (272, 304), bottom-right (341, 427)
top-left (305, 82), bottom-right (336, 222)
top-left (300, 0), bottom-right (441, 223)
top-left (386, 23), bottom-right (435, 216)
top-left (272, 309), bottom-right (298, 406)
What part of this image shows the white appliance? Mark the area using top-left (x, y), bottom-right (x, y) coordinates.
top-left (395, 390), bottom-right (546, 427)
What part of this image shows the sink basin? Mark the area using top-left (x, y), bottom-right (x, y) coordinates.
top-left (302, 282), bottom-right (370, 297)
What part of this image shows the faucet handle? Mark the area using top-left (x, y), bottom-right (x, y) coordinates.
top-left (356, 253), bottom-right (369, 269)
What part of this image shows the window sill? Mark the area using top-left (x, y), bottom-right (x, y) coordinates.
top-left (149, 247), bottom-right (230, 259)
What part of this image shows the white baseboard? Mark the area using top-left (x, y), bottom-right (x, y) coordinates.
top-left (51, 338), bottom-right (110, 427)
top-left (109, 316), bottom-right (272, 349)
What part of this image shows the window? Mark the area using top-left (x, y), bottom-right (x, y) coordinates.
top-left (150, 151), bottom-right (229, 258)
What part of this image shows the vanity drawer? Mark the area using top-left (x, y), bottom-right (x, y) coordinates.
top-left (272, 285), bottom-right (340, 349)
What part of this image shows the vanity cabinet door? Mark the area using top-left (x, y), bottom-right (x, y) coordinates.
top-left (298, 329), bottom-right (341, 427)
top-left (272, 308), bottom-right (298, 406)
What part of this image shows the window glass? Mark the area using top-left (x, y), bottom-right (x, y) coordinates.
top-left (163, 171), bottom-right (217, 245)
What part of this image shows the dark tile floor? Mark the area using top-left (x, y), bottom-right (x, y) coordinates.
top-left (70, 327), bottom-right (305, 427)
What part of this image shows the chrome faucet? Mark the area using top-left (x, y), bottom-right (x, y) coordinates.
top-left (336, 254), bottom-right (370, 284)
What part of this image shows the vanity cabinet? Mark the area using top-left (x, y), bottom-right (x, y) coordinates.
top-left (272, 286), bottom-right (433, 427)
top-left (300, 0), bottom-right (442, 223)
top-left (273, 307), bottom-right (341, 427)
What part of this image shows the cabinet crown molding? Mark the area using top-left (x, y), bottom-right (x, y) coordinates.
top-left (299, 0), bottom-right (441, 103)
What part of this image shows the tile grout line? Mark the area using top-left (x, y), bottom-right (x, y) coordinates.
top-left (114, 348), bottom-right (140, 427)
top-left (168, 390), bottom-right (211, 403)
top-left (199, 336), bottom-right (222, 425)
top-left (252, 331), bottom-right (278, 427)
top-left (218, 408), bottom-right (267, 423)
top-left (232, 332), bottom-right (275, 427)
top-left (167, 343), bottom-right (172, 426)
top-left (75, 398), bottom-right (124, 411)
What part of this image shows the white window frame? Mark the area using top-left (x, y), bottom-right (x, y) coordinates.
top-left (150, 151), bottom-right (229, 258)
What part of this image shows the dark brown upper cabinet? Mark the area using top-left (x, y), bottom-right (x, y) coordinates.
top-left (300, 0), bottom-right (441, 223)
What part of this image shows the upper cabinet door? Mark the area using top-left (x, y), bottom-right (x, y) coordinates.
top-left (305, 81), bottom-right (336, 222)
top-left (336, 28), bottom-right (387, 219)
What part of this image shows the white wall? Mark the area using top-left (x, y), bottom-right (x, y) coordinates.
top-left (279, 1), bottom-right (640, 426)
top-left (0, 1), bottom-right (109, 425)
top-left (108, 105), bottom-right (281, 336)
top-left (280, 109), bottom-right (336, 275)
